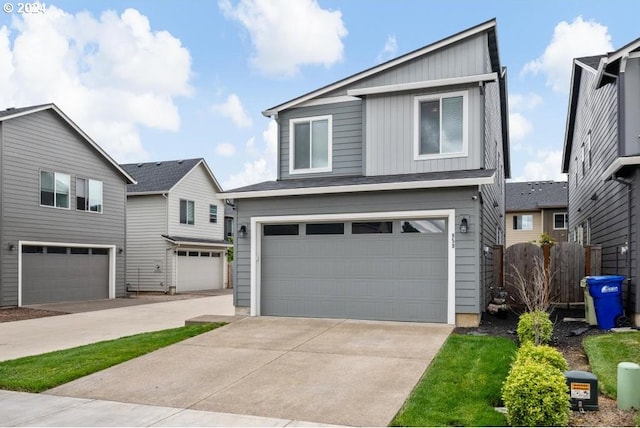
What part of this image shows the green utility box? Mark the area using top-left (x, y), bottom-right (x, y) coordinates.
top-left (564, 370), bottom-right (599, 411)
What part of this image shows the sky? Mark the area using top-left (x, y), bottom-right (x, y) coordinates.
top-left (0, 0), bottom-right (638, 190)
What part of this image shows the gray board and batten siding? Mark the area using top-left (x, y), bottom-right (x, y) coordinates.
top-left (0, 109), bottom-right (128, 306)
top-left (564, 60), bottom-right (638, 314)
top-left (233, 187), bottom-right (481, 316)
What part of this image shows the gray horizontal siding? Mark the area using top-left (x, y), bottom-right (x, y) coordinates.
top-left (234, 187), bottom-right (480, 315)
top-left (0, 110), bottom-right (127, 306)
top-left (279, 100), bottom-right (363, 180)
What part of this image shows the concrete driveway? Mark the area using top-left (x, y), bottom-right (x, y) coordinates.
top-left (48, 316), bottom-right (453, 427)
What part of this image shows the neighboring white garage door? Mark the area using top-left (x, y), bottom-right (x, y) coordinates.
top-left (22, 245), bottom-right (109, 305)
top-left (177, 250), bottom-right (223, 292)
top-left (260, 219), bottom-right (449, 323)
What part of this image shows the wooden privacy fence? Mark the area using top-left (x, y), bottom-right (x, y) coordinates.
top-left (499, 242), bottom-right (602, 306)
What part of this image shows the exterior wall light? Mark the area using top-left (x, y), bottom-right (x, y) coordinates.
top-left (8, 243), bottom-right (15, 251)
top-left (460, 217), bottom-right (469, 233)
top-left (238, 224), bottom-right (248, 239)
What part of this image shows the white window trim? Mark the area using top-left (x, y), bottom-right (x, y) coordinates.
top-left (413, 90), bottom-right (469, 161)
top-left (76, 177), bottom-right (104, 214)
top-left (513, 214), bottom-right (533, 231)
top-left (249, 209), bottom-right (456, 325)
top-left (39, 170), bottom-right (71, 210)
top-left (180, 199), bottom-right (195, 226)
top-left (553, 212), bottom-right (568, 230)
top-left (289, 115), bottom-right (333, 175)
top-left (17, 241), bottom-right (116, 306)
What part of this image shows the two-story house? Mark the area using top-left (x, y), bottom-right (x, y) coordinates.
top-left (562, 37), bottom-right (640, 326)
top-left (121, 159), bottom-right (231, 294)
top-left (222, 20), bottom-right (509, 326)
top-left (505, 181), bottom-right (568, 247)
top-left (0, 104), bottom-right (135, 307)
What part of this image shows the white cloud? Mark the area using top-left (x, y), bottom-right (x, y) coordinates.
top-left (522, 16), bottom-right (613, 93)
top-left (223, 119), bottom-right (277, 189)
top-left (211, 93), bottom-right (253, 128)
top-left (509, 92), bottom-right (543, 111)
top-left (513, 150), bottom-right (568, 182)
top-left (509, 113), bottom-right (533, 143)
top-left (219, 0), bottom-right (347, 76)
top-left (377, 35), bottom-right (397, 63)
top-left (216, 142), bottom-right (237, 157)
top-left (0, 6), bottom-right (192, 161)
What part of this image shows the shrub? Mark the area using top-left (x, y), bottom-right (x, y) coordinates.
top-left (502, 359), bottom-right (570, 426)
top-left (515, 342), bottom-right (568, 372)
top-left (517, 310), bottom-right (553, 345)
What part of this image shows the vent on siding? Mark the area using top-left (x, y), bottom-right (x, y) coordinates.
top-left (137, 163), bottom-right (143, 167)
top-left (177, 160), bottom-right (183, 164)
top-left (156, 162), bottom-right (162, 166)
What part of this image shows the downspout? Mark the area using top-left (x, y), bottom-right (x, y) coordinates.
top-left (611, 175), bottom-right (632, 310)
top-left (162, 192), bottom-right (169, 293)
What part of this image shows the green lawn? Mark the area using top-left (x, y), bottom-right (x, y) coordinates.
top-left (0, 323), bottom-right (223, 393)
top-left (391, 334), bottom-right (517, 427)
top-left (583, 331), bottom-right (640, 398)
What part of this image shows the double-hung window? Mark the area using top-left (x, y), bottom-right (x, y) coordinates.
top-left (414, 91), bottom-right (468, 159)
top-left (209, 204), bottom-right (217, 223)
top-left (40, 171), bottom-right (70, 209)
top-left (180, 199), bottom-right (195, 225)
top-left (553, 213), bottom-right (568, 230)
top-left (290, 115), bottom-right (332, 174)
top-left (513, 215), bottom-right (533, 231)
top-left (76, 178), bottom-right (103, 213)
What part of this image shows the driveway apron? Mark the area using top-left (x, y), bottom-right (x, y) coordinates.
top-left (47, 316), bottom-right (453, 427)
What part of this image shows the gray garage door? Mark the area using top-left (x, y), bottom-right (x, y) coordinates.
top-left (22, 245), bottom-right (109, 305)
top-left (261, 219), bottom-right (448, 322)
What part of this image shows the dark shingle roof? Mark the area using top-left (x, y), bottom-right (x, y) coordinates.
top-left (506, 181), bottom-right (568, 211)
top-left (121, 159), bottom-right (203, 193)
top-left (226, 169), bottom-right (496, 193)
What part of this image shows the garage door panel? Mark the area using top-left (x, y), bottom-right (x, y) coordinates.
top-left (177, 252), bottom-right (222, 292)
top-left (22, 249), bottom-right (109, 305)
top-left (261, 217), bottom-right (449, 323)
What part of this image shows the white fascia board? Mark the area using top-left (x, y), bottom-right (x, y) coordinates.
top-left (298, 95), bottom-right (361, 108)
top-left (221, 173), bottom-right (495, 199)
top-left (249, 209), bottom-right (457, 324)
top-left (347, 73), bottom-right (497, 96)
top-left (262, 20), bottom-right (496, 117)
top-left (601, 156), bottom-right (640, 181)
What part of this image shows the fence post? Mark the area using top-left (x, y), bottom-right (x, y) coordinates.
top-left (585, 245), bottom-right (591, 277)
top-left (543, 243), bottom-right (551, 290)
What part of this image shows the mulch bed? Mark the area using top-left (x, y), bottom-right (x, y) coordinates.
top-left (455, 307), bottom-right (638, 427)
top-left (0, 307), bottom-right (67, 323)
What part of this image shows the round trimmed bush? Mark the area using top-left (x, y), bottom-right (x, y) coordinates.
top-left (502, 360), bottom-right (570, 426)
top-left (517, 310), bottom-right (553, 345)
top-left (515, 342), bottom-right (568, 372)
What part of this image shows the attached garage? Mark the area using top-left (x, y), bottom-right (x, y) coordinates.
top-left (20, 244), bottom-right (114, 305)
top-left (176, 250), bottom-right (224, 292)
top-left (254, 211), bottom-right (456, 323)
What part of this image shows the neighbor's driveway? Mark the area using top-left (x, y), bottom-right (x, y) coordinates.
top-left (0, 294), bottom-right (234, 362)
top-left (48, 316), bottom-right (453, 426)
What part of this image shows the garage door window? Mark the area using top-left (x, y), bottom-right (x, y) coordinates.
top-left (70, 248), bottom-right (90, 255)
top-left (401, 219), bottom-right (446, 234)
top-left (92, 248), bottom-right (109, 255)
top-left (264, 224), bottom-right (299, 236)
top-left (352, 222), bottom-right (393, 234)
top-left (306, 223), bottom-right (344, 235)
top-left (46, 246), bottom-right (68, 254)
top-left (22, 245), bottom-right (44, 254)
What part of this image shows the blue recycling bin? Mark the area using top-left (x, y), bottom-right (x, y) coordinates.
top-left (586, 276), bottom-right (625, 330)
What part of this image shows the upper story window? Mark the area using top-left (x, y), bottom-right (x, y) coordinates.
top-left (40, 171), bottom-right (70, 209)
top-left (209, 204), bottom-right (217, 223)
top-left (76, 178), bottom-right (103, 213)
top-left (414, 91), bottom-right (468, 160)
top-left (179, 199), bottom-right (195, 225)
top-left (513, 215), bottom-right (533, 231)
top-left (554, 212), bottom-right (568, 230)
top-left (289, 115), bottom-right (332, 174)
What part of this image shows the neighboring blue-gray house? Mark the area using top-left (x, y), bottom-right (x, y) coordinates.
top-left (0, 104), bottom-right (136, 306)
top-left (121, 159), bottom-right (232, 294)
top-left (562, 37), bottom-right (640, 326)
top-left (222, 19), bottom-right (510, 326)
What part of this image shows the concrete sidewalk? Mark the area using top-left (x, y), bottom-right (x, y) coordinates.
top-left (0, 390), bottom-right (339, 427)
top-left (0, 294), bottom-right (235, 362)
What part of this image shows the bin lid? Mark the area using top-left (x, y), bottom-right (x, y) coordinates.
top-left (585, 275), bottom-right (625, 285)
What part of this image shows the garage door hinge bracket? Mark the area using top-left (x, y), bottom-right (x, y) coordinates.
top-left (452, 233), bottom-right (456, 248)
